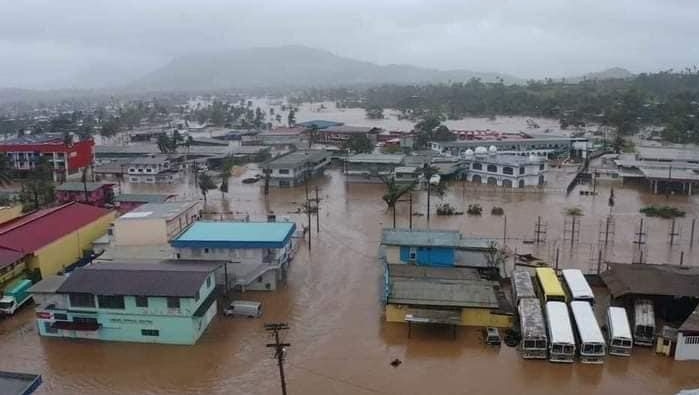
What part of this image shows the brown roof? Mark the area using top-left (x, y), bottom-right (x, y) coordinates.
top-left (601, 263), bottom-right (699, 298)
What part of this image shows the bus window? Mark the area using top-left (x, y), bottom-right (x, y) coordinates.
top-left (524, 340), bottom-right (535, 349)
top-left (536, 340), bottom-right (546, 349)
top-left (563, 345), bottom-right (574, 354)
top-left (552, 345), bottom-right (563, 353)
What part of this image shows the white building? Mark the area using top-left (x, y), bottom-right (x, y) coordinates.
top-left (126, 156), bottom-right (182, 184)
top-left (462, 146), bottom-right (546, 188)
top-left (675, 306), bottom-right (699, 361)
top-left (263, 150), bottom-right (331, 187)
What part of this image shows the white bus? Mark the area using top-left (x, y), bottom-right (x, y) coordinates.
top-left (512, 269), bottom-right (536, 306)
top-left (545, 301), bottom-right (575, 363)
top-left (561, 269), bottom-right (594, 305)
top-left (633, 299), bottom-right (656, 346)
top-left (570, 301), bottom-right (606, 364)
top-left (518, 298), bottom-right (548, 359)
top-left (607, 306), bottom-right (633, 356)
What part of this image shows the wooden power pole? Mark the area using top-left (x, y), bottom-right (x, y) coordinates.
top-left (265, 323), bottom-right (290, 395)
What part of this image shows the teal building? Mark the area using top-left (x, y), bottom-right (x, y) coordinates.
top-left (31, 262), bottom-right (219, 345)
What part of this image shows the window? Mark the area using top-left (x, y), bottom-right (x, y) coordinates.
top-left (523, 340), bottom-right (535, 349)
top-left (54, 313), bottom-right (68, 320)
top-left (98, 295), bottom-right (125, 309)
top-left (519, 167), bottom-right (525, 175)
top-left (69, 293), bottom-right (95, 308)
top-left (278, 169), bottom-right (290, 174)
top-left (539, 164), bottom-right (545, 170)
top-left (167, 297), bottom-right (180, 309)
top-left (552, 344), bottom-right (563, 353)
top-left (206, 276), bottom-right (212, 287)
top-left (563, 345), bottom-right (574, 354)
top-left (535, 340), bottom-right (546, 349)
top-left (472, 163), bottom-right (482, 170)
top-left (135, 296), bottom-right (149, 308)
top-left (44, 321), bottom-right (58, 334)
top-left (503, 166), bottom-right (514, 175)
top-left (583, 344), bottom-right (594, 354)
top-left (74, 316), bottom-right (98, 324)
top-left (141, 329), bottom-right (159, 337)
top-left (204, 248), bottom-right (210, 254)
top-left (487, 164), bottom-right (498, 173)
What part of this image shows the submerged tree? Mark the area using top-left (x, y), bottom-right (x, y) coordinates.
top-left (0, 153), bottom-right (13, 186)
top-left (342, 134), bottom-right (374, 154)
top-left (198, 173), bottom-right (217, 204)
top-left (380, 175), bottom-right (416, 228)
top-left (20, 156), bottom-right (55, 211)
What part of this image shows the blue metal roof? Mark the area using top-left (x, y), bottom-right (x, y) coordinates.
top-left (296, 120), bottom-right (344, 129)
top-left (171, 221), bottom-right (296, 249)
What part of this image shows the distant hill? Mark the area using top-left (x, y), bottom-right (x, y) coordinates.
top-left (567, 67), bottom-right (634, 83)
top-left (131, 45), bottom-right (521, 91)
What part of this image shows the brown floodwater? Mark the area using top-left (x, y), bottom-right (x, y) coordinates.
top-left (2, 167), bottom-right (699, 395)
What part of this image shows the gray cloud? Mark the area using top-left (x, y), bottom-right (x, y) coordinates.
top-left (0, 0), bottom-right (697, 88)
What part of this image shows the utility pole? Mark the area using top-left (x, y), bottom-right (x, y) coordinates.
top-left (304, 175), bottom-right (311, 251)
top-left (503, 216), bottom-right (507, 246)
top-left (555, 247), bottom-right (560, 271)
top-left (633, 218), bottom-right (647, 264)
top-left (691, 218), bottom-right (696, 248)
top-left (409, 194), bottom-right (413, 230)
top-left (265, 323), bottom-right (290, 395)
top-left (570, 216), bottom-right (577, 249)
top-left (534, 216), bottom-right (547, 244)
top-left (314, 186), bottom-right (320, 233)
top-left (669, 218), bottom-right (679, 245)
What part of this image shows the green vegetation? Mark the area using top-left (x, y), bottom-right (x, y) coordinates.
top-left (414, 115), bottom-right (454, 148)
top-left (19, 156), bottom-right (54, 211)
top-left (640, 205), bottom-right (686, 218)
top-left (342, 134), bottom-right (374, 154)
top-left (365, 106), bottom-right (384, 119)
top-left (565, 207), bottom-right (584, 216)
top-left (467, 204), bottom-right (482, 215)
top-left (491, 207), bottom-right (504, 216)
top-left (197, 173), bottom-right (217, 204)
top-left (302, 70), bottom-right (699, 143)
top-left (0, 153), bottom-right (13, 186)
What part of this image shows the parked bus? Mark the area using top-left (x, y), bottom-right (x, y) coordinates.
top-left (535, 268), bottom-right (566, 303)
top-left (512, 269), bottom-right (536, 306)
top-left (633, 299), bottom-right (656, 346)
top-left (544, 301), bottom-right (575, 363)
top-left (561, 269), bottom-right (594, 304)
top-left (607, 306), bottom-right (633, 356)
top-left (518, 298), bottom-right (548, 359)
top-left (570, 301), bottom-right (606, 364)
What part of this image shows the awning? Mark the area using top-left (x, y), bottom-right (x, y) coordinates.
top-left (51, 321), bottom-right (101, 331)
top-left (405, 309), bottom-right (462, 325)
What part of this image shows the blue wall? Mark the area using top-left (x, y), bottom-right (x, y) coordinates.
top-left (399, 246), bottom-right (454, 266)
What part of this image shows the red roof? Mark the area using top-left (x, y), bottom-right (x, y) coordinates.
top-left (0, 247), bottom-right (25, 269)
top-left (0, 202), bottom-right (112, 254)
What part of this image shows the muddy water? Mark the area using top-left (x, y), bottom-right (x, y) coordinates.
top-left (2, 168), bottom-right (699, 394)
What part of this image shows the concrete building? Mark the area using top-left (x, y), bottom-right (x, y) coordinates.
top-left (462, 148), bottom-right (546, 188)
top-left (676, 306), bottom-right (699, 361)
top-left (344, 154), bottom-right (406, 183)
top-left (262, 150), bottom-right (331, 188)
top-left (615, 147), bottom-right (699, 195)
top-left (171, 221), bottom-right (296, 291)
top-left (126, 156), bottom-right (182, 184)
top-left (31, 262), bottom-right (219, 345)
top-left (431, 137), bottom-right (589, 160)
top-left (113, 201), bottom-right (201, 246)
top-left (0, 134), bottom-right (94, 182)
top-left (113, 193), bottom-right (176, 213)
top-left (0, 202), bottom-right (116, 279)
top-left (55, 182), bottom-right (115, 206)
top-left (317, 125), bottom-right (381, 146)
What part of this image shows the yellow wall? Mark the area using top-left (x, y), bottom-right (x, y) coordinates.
top-left (29, 211), bottom-right (116, 277)
top-left (0, 205), bottom-right (22, 225)
top-left (385, 304), bottom-right (513, 328)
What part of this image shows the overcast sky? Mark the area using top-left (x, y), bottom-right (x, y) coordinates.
top-left (1, 0), bottom-right (698, 89)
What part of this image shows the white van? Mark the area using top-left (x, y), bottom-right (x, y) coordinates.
top-left (223, 300), bottom-right (262, 318)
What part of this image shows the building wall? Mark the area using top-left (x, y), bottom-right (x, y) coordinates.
top-left (164, 204), bottom-right (201, 239)
top-left (113, 218), bottom-right (167, 246)
top-left (29, 211), bottom-right (116, 277)
top-left (399, 246), bottom-right (454, 266)
top-left (384, 246), bottom-right (401, 264)
top-left (385, 304), bottom-right (513, 328)
top-left (0, 259), bottom-right (28, 291)
top-left (0, 205), bottom-right (23, 225)
top-left (37, 273), bottom-right (216, 345)
top-left (675, 333), bottom-right (699, 360)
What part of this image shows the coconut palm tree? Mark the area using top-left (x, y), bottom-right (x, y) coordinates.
top-left (198, 173), bottom-right (216, 204)
top-left (380, 175), bottom-right (416, 228)
top-left (0, 153), bottom-right (13, 186)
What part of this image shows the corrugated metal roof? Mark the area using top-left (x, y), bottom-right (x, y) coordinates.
top-left (114, 193), bottom-right (174, 203)
top-left (57, 262), bottom-right (219, 297)
top-left (27, 275), bottom-right (67, 294)
top-left (0, 247), bottom-right (25, 270)
top-left (55, 182), bottom-right (113, 192)
top-left (601, 263), bottom-right (699, 298)
top-left (680, 305), bottom-right (699, 332)
top-left (264, 150), bottom-right (330, 168)
top-left (118, 201), bottom-right (198, 221)
top-left (172, 221), bottom-right (295, 248)
top-left (382, 229), bottom-right (462, 248)
top-left (0, 202), bottom-right (113, 254)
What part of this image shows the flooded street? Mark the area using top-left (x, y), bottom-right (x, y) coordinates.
top-left (2, 165), bottom-right (699, 394)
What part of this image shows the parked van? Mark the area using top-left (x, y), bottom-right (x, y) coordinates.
top-left (223, 300), bottom-right (262, 318)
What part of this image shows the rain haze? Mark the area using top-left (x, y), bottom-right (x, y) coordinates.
top-left (1, 0), bottom-right (698, 89)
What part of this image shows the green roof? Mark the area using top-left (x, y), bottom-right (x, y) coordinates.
top-left (55, 182), bottom-right (112, 192)
top-left (114, 193), bottom-right (173, 203)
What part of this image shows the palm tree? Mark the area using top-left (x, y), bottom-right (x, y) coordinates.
top-left (198, 173), bottom-right (216, 204)
top-left (157, 134), bottom-right (175, 154)
top-left (380, 175), bottom-right (416, 228)
top-left (219, 157), bottom-right (235, 200)
top-left (306, 124), bottom-right (320, 148)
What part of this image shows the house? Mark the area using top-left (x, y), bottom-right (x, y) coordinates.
top-left (344, 154), bottom-right (406, 183)
top-left (383, 264), bottom-right (513, 329)
top-left (0, 202), bottom-right (116, 279)
top-left (171, 221), bottom-right (297, 291)
top-left (113, 201), bottom-right (201, 246)
top-left (126, 156), bottom-right (182, 184)
top-left (381, 228), bottom-right (496, 268)
top-left (113, 193), bottom-right (176, 213)
top-left (31, 262), bottom-right (219, 345)
top-left (256, 127), bottom-right (306, 147)
top-left (676, 306), bottom-right (699, 360)
top-left (262, 150), bottom-right (331, 188)
top-left (55, 182), bottom-right (115, 206)
top-left (317, 125), bottom-right (382, 146)
top-left (0, 133), bottom-right (94, 182)
top-left (462, 148), bottom-right (546, 188)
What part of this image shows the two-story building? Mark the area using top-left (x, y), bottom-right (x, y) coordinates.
top-left (55, 182), bottom-right (115, 206)
top-left (126, 156), bottom-right (182, 184)
top-left (113, 201), bottom-right (201, 247)
top-left (30, 262), bottom-right (219, 345)
top-left (262, 150), bottom-right (331, 188)
top-left (462, 147), bottom-right (546, 188)
top-left (113, 193), bottom-right (176, 214)
top-left (430, 137), bottom-right (590, 160)
top-left (344, 154), bottom-right (406, 183)
top-left (171, 221), bottom-right (296, 291)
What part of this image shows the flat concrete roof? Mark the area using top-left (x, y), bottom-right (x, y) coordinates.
top-left (639, 167), bottom-right (699, 181)
top-left (638, 147), bottom-right (699, 162)
top-left (28, 275), bottom-right (67, 294)
top-left (347, 154), bottom-right (405, 164)
top-left (119, 201), bottom-right (198, 221)
top-left (264, 150), bottom-right (330, 168)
